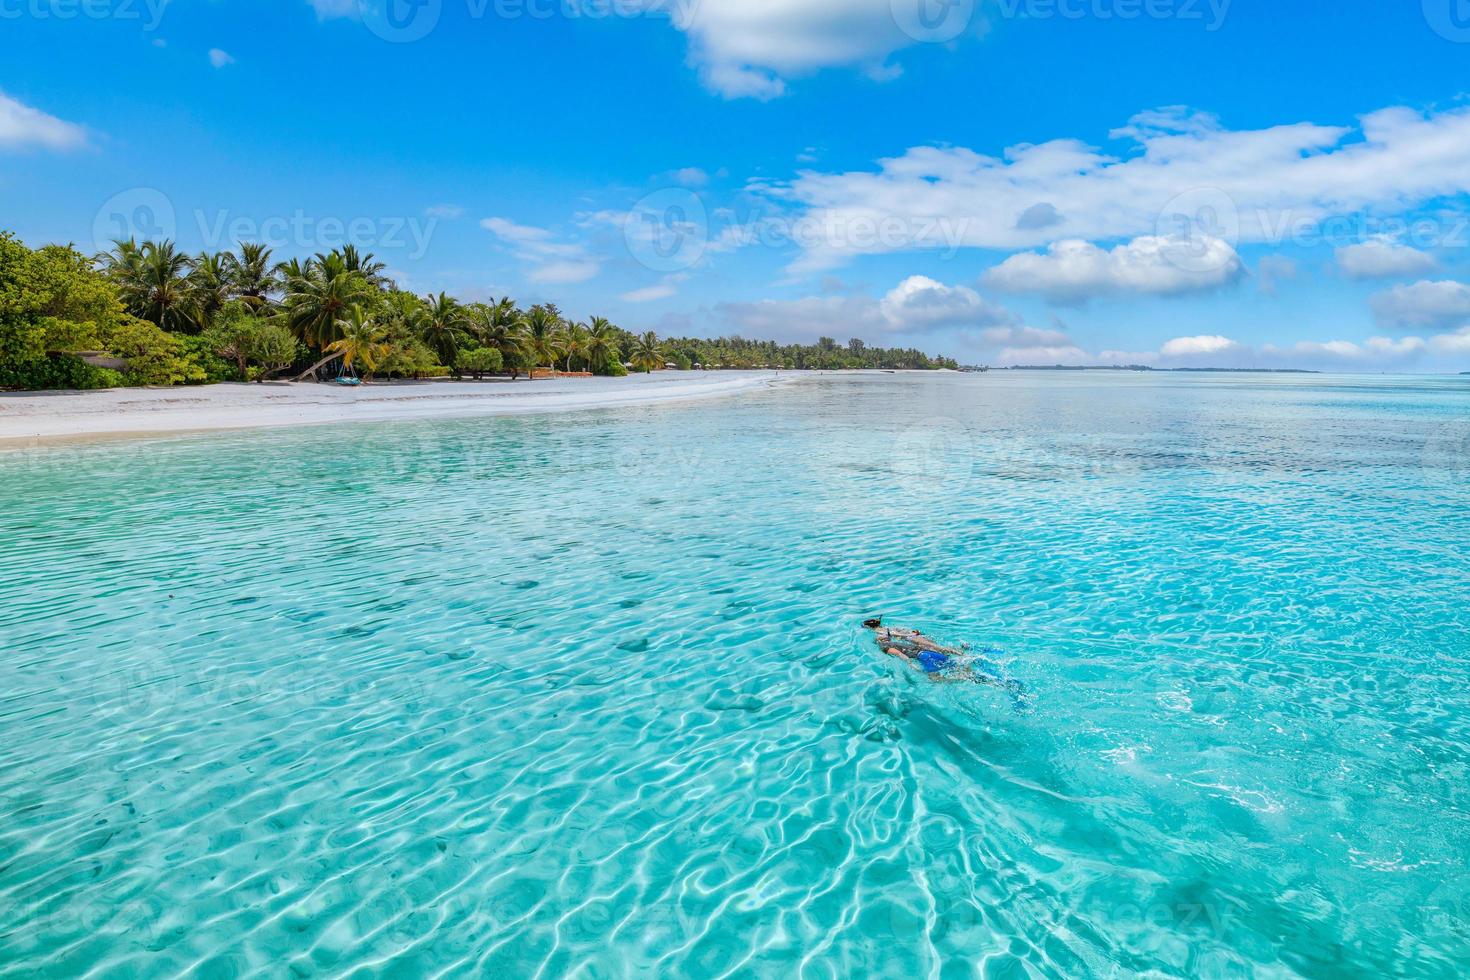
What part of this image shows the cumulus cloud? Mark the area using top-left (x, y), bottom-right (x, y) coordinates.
top-left (1336, 240), bottom-right (1437, 280)
top-left (312, 0), bottom-right (980, 100)
top-left (877, 276), bottom-right (1014, 331)
top-left (671, 0), bottom-right (981, 100)
top-left (482, 216), bottom-right (600, 284)
top-left (1369, 280), bottom-right (1470, 331)
top-left (0, 91), bottom-right (87, 151)
top-left (208, 49), bottom-right (235, 69)
top-left (771, 104), bottom-right (1470, 268)
top-left (1430, 328), bottom-right (1470, 354)
top-left (984, 235), bottom-right (1245, 304)
top-left (1160, 334), bottom-right (1243, 357)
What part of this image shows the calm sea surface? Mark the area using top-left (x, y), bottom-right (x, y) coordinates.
top-left (2, 372), bottom-right (1468, 977)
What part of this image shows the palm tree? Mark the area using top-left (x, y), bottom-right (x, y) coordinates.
top-left (102, 240), bottom-right (199, 333)
top-left (333, 245), bottom-right (390, 289)
top-left (470, 299), bottom-right (529, 378)
top-left (228, 242), bottom-right (277, 311)
top-left (584, 316), bottom-right (621, 374)
top-left (418, 292), bottom-right (470, 368)
top-left (523, 306), bottom-right (563, 378)
top-left (96, 238), bottom-right (144, 280)
top-left (629, 331), bottom-right (665, 374)
top-left (278, 254), bottom-right (374, 349)
top-left (326, 305), bottom-right (389, 377)
top-left (561, 321), bottom-right (590, 372)
top-left (190, 251), bottom-right (233, 328)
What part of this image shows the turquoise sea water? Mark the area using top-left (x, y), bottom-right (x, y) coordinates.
top-left (2, 372), bottom-right (1468, 977)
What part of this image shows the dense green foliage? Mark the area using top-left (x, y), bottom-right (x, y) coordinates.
top-left (653, 334), bottom-right (959, 371)
top-left (0, 230), bottom-right (957, 390)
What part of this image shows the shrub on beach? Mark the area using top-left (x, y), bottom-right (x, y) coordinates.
top-left (0, 354), bottom-right (122, 391)
top-left (377, 338), bottom-right (446, 379)
top-left (201, 309), bottom-right (302, 381)
top-left (0, 232), bottom-right (120, 388)
top-left (102, 317), bottom-right (206, 386)
top-left (456, 347), bottom-right (503, 379)
top-left (179, 335), bottom-right (238, 384)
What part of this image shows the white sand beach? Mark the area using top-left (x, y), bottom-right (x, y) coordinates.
top-left (0, 371), bottom-right (786, 447)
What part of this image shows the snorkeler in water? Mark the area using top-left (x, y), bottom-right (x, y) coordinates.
top-left (863, 617), bottom-right (1031, 711)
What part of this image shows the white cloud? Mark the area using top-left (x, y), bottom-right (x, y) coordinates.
top-left (209, 49), bottom-right (235, 69)
top-left (1160, 334), bottom-right (1243, 357)
top-left (878, 276), bottom-right (1014, 331)
top-left (984, 235), bottom-right (1245, 304)
top-left (1261, 336), bottom-right (1428, 364)
top-left (672, 0), bottom-right (978, 100)
top-left (1001, 332), bottom-right (1441, 371)
top-left (1369, 280), bottom-right (1470, 331)
top-left (667, 167), bottom-right (710, 187)
top-left (1430, 328), bottom-right (1470, 354)
top-left (714, 275), bottom-right (1015, 342)
top-left (622, 283), bottom-right (678, 302)
top-left (425, 204), bottom-right (464, 219)
top-left (529, 261), bottom-right (600, 284)
top-left (1336, 240), bottom-right (1437, 280)
top-left (0, 91), bottom-right (87, 151)
top-left (772, 104), bottom-right (1470, 268)
top-left (482, 216), bottom-right (601, 284)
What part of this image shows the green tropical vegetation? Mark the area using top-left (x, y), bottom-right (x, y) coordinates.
top-left (0, 230), bottom-right (959, 391)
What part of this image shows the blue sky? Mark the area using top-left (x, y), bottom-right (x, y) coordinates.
top-left (4, 0), bottom-right (1470, 369)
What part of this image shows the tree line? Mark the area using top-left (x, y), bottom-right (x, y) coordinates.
top-left (0, 232), bottom-right (956, 390)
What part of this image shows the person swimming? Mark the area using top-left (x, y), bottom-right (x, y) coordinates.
top-left (863, 617), bottom-right (1031, 710)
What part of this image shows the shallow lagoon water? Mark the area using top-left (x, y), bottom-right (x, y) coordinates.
top-left (2, 372), bottom-right (1468, 977)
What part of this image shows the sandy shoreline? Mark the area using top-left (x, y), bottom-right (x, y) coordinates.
top-left (0, 371), bottom-right (787, 448)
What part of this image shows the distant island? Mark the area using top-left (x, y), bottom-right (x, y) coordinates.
top-left (996, 365), bottom-right (1321, 374)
